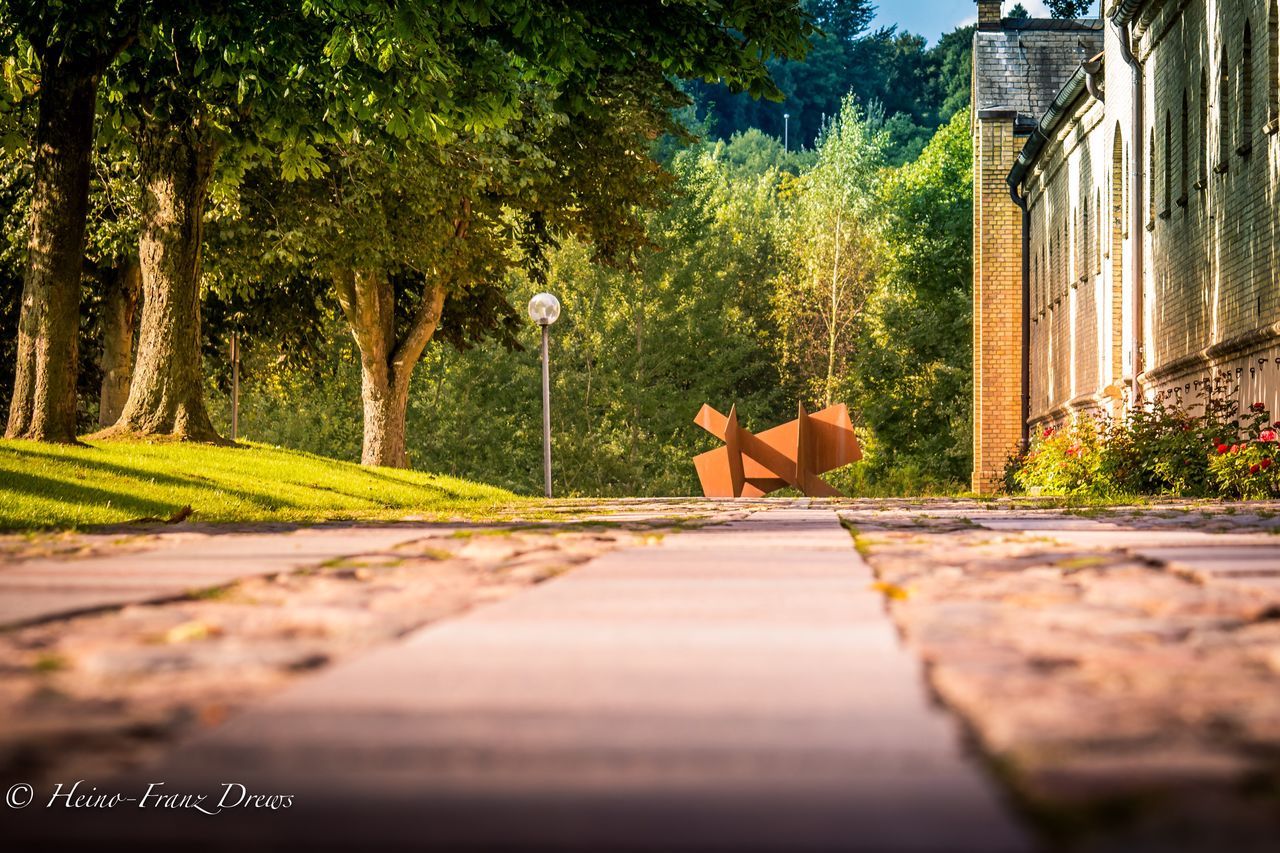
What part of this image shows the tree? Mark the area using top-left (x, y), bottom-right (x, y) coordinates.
top-left (1007, 3), bottom-right (1032, 19)
top-left (238, 69), bottom-right (678, 467)
top-left (0, 1), bottom-right (139, 442)
top-left (773, 97), bottom-right (887, 408)
top-left (1047, 0), bottom-right (1094, 18)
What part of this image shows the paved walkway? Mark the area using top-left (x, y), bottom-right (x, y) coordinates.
top-left (0, 525), bottom-right (450, 627)
top-left (17, 507), bottom-right (1028, 851)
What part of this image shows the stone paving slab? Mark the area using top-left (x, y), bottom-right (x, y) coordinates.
top-left (12, 508), bottom-right (1029, 851)
top-left (0, 526), bottom-right (450, 627)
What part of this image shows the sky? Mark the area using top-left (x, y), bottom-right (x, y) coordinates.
top-left (872, 0), bottom-right (1056, 44)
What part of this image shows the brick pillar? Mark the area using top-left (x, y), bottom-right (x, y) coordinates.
top-left (972, 111), bottom-right (1024, 494)
top-left (976, 0), bottom-right (1003, 30)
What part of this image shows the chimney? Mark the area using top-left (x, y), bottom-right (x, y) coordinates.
top-left (976, 0), bottom-right (1003, 30)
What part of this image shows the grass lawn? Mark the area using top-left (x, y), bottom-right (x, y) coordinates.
top-left (0, 439), bottom-right (521, 530)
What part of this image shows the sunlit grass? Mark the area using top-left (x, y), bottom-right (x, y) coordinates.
top-left (0, 438), bottom-right (521, 530)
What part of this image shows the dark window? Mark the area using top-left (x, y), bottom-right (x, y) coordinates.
top-left (1270, 1), bottom-right (1279, 123)
top-left (1163, 111), bottom-right (1172, 213)
top-left (1179, 89), bottom-right (1189, 203)
top-left (1242, 21), bottom-right (1254, 153)
top-left (1219, 46), bottom-right (1231, 169)
top-left (1149, 128), bottom-right (1157, 221)
top-left (1200, 68), bottom-right (1209, 183)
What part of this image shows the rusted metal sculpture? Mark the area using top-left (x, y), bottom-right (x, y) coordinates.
top-left (692, 402), bottom-right (861, 498)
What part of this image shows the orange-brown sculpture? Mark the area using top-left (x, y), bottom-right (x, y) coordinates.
top-left (692, 402), bottom-right (861, 498)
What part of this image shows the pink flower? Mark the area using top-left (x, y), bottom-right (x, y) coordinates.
top-left (1231, 444), bottom-right (1241, 454)
top-left (1261, 429), bottom-right (1277, 443)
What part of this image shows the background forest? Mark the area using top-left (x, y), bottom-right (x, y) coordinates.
top-left (1, 0), bottom-right (978, 496)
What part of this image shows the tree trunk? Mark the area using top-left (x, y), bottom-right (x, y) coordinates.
top-left (5, 62), bottom-right (100, 442)
top-left (98, 258), bottom-right (141, 427)
top-left (360, 370), bottom-right (412, 468)
top-left (100, 128), bottom-right (224, 442)
top-left (334, 269), bottom-right (447, 468)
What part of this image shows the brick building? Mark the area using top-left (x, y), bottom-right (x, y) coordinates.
top-left (971, 0), bottom-right (1280, 492)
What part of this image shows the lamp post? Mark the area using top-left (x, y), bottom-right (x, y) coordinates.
top-left (528, 292), bottom-right (561, 498)
top-left (783, 112), bottom-right (790, 151)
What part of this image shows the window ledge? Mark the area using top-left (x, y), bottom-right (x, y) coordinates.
top-left (1145, 220), bottom-right (1156, 232)
top-left (1237, 142), bottom-right (1253, 157)
top-left (1194, 179), bottom-right (1207, 191)
top-left (1176, 195), bottom-right (1188, 208)
top-left (1159, 209), bottom-right (1172, 220)
top-left (1214, 161), bottom-right (1229, 174)
top-left (1266, 117), bottom-right (1280, 136)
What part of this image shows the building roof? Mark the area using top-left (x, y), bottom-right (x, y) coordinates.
top-left (1006, 52), bottom-right (1104, 193)
top-left (973, 18), bottom-right (1105, 126)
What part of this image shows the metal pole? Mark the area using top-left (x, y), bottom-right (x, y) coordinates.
top-left (541, 323), bottom-right (552, 498)
top-left (231, 331), bottom-right (240, 441)
top-left (783, 114), bottom-right (789, 151)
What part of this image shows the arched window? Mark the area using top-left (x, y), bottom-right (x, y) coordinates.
top-left (1242, 21), bottom-right (1254, 154)
top-left (1163, 110), bottom-right (1172, 214)
top-left (1082, 197), bottom-right (1090, 281)
top-left (1200, 68), bottom-right (1209, 184)
top-left (1096, 189), bottom-right (1103, 273)
top-left (1219, 46), bottom-right (1231, 169)
top-left (1110, 127), bottom-right (1125, 384)
top-left (1149, 127), bottom-right (1157, 222)
top-left (1179, 89), bottom-right (1189, 204)
top-left (1270, 1), bottom-right (1279, 124)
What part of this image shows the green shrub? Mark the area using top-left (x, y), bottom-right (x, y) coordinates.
top-left (1014, 417), bottom-right (1110, 497)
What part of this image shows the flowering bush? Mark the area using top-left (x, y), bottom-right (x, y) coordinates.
top-left (1206, 402), bottom-right (1280, 499)
top-left (1009, 390), bottom-right (1280, 500)
top-left (1012, 417), bottom-right (1110, 496)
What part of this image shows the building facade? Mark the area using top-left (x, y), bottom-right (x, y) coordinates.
top-left (972, 0), bottom-right (1280, 492)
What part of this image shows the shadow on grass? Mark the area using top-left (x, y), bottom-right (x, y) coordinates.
top-left (1, 449), bottom-right (310, 513)
top-left (0, 468), bottom-right (179, 528)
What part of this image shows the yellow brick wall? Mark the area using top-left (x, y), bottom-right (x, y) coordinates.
top-left (972, 115), bottom-right (1025, 493)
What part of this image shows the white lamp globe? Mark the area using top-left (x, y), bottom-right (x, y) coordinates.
top-left (528, 292), bottom-right (561, 326)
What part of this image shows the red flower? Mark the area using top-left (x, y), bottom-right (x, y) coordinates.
top-left (1252, 402), bottom-right (1267, 412)
top-left (1261, 429), bottom-right (1278, 443)
top-left (1042, 427), bottom-right (1054, 438)
top-left (1251, 464), bottom-right (1261, 474)
top-left (1262, 458), bottom-right (1274, 470)
top-left (1217, 443), bottom-right (1229, 454)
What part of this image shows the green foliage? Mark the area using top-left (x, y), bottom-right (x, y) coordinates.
top-left (1046, 0), bottom-right (1095, 18)
top-left (1015, 418), bottom-right (1110, 497)
top-left (856, 109), bottom-right (973, 486)
top-left (0, 438), bottom-right (516, 530)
